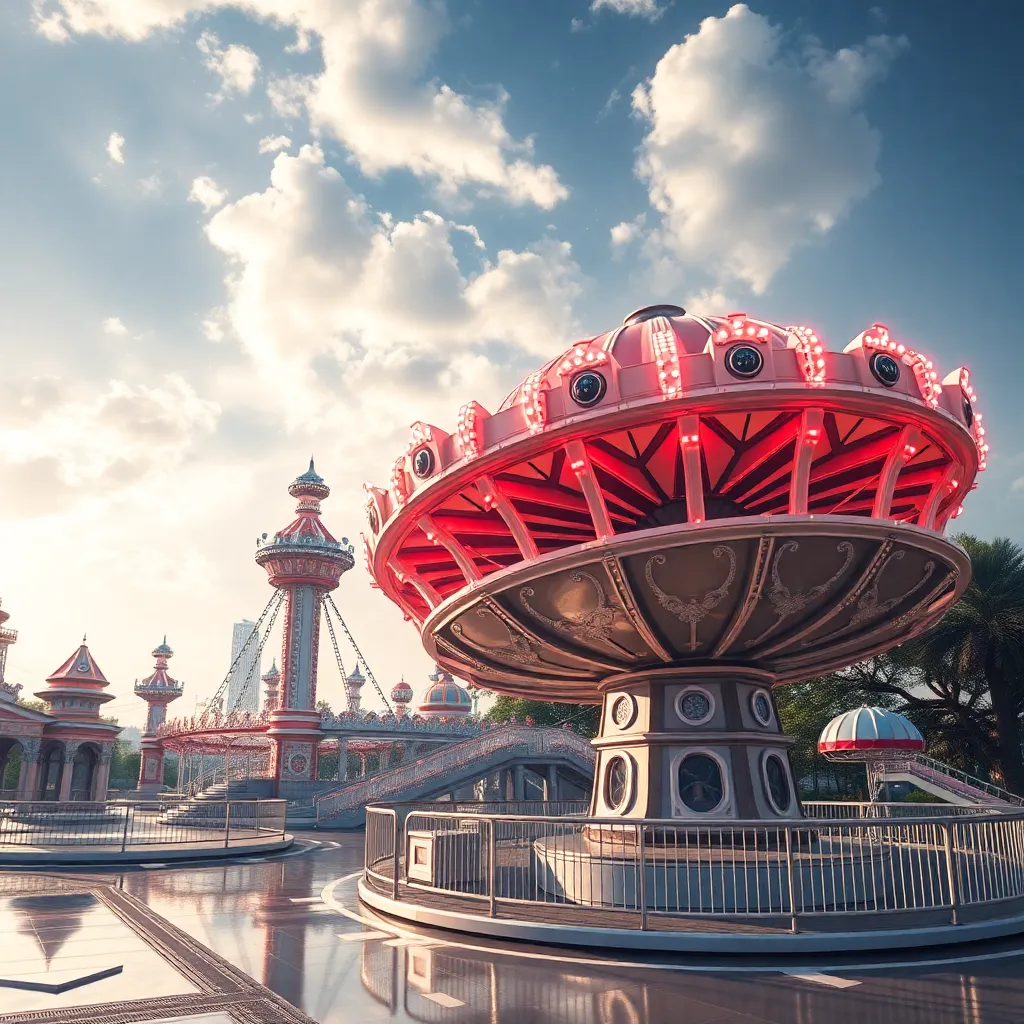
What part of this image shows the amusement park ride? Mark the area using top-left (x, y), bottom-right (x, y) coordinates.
top-left (351, 304), bottom-right (1024, 951)
top-left (363, 305), bottom-right (985, 824)
top-left (143, 462), bottom-right (485, 800)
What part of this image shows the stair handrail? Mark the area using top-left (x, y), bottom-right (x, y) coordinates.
top-left (889, 753), bottom-right (1024, 806)
top-left (315, 726), bottom-right (595, 819)
top-left (915, 753), bottom-right (1024, 804)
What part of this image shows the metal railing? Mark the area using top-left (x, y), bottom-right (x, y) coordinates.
top-left (316, 727), bottom-right (596, 820)
top-left (0, 798), bottom-right (287, 851)
top-left (802, 801), bottom-right (999, 819)
top-left (365, 805), bottom-right (1024, 930)
top-left (889, 755), bottom-right (1024, 806)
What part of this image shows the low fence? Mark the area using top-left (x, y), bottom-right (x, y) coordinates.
top-left (365, 804), bottom-right (1024, 931)
top-left (802, 801), bottom-right (1000, 819)
top-left (0, 799), bottom-right (287, 851)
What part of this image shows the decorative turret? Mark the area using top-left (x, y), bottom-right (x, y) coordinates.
top-left (37, 637), bottom-right (121, 800)
top-left (37, 637), bottom-right (116, 720)
top-left (135, 637), bottom-right (183, 792)
top-left (255, 459), bottom-right (355, 591)
top-left (391, 677), bottom-right (413, 717)
top-left (257, 461), bottom-right (355, 788)
top-left (345, 664), bottom-right (365, 715)
top-left (262, 659), bottom-right (281, 711)
top-left (0, 598), bottom-right (20, 702)
top-left (134, 637), bottom-right (183, 733)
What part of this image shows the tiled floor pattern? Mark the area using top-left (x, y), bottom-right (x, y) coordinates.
top-left (0, 833), bottom-right (1020, 1022)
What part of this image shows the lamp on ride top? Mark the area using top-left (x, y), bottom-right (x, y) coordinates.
top-left (256, 460), bottom-right (354, 791)
top-left (818, 706), bottom-right (926, 799)
top-left (135, 637), bottom-right (184, 794)
top-left (362, 306), bottom-right (985, 827)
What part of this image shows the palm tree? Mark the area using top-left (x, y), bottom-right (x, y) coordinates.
top-left (901, 535), bottom-right (1024, 794)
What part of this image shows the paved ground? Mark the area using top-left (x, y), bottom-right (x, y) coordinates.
top-left (0, 830), bottom-right (1022, 1022)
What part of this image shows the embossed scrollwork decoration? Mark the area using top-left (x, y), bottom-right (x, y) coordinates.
top-left (826, 551), bottom-right (937, 643)
top-left (645, 545), bottom-right (737, 651)
top-left (745, 540), bottom-right (855, 649)
top-left (520, 571), bottom-right (641, 656)
top-left (452, 608), bottom-right (541, 666)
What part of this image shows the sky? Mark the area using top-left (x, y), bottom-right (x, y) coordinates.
top-left (1, 0), bottom-right (1022, 729)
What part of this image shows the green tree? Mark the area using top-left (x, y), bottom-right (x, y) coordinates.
top-left (484, 696), bottom-right (601, 738)
top-left (15, 698), bottom-right (47, 713)
top-left (774, 674), bottom-right (871, 799)
top-left (844, 536), bottom-right (1024, 793)
top-left (108, 739), bottom-right (141, 789)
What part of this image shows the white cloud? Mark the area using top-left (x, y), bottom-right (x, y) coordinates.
top-left (188, 174), bottom-right (228, 211)
top-left (101, 316), bottom-right (128, 335)
top-left (591, 0), bottom-right (665, 19)
top-left (200, 145), bottom-right (582, 431)
top-left (630, 3), bottom-right (906, 293)
top-left (106, 130), bottom-right (124, 164)
top-left (0, 375), bottom-right (220, 497)
top-left (138, 173), bottom-right (164, 197)
top-left (258, 134), bottom-right (291, 154)
top-left (197, 30), bottom-right (260, 99)
top-left (37, 0), bottom-right (568, 208)
top-left (609, 214), bottom-right (646, 257)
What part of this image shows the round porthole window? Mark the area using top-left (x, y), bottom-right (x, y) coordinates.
top-left (570, 370), bottom-right (607, 407)
top-left (869, 351), bottom-right (901, 387)
top-left (725, 345), bottom-right (763, 379)
top-left (763, 753), bottom-right (791, 814)
top-left (751, 689), bottom-right (774, 727)
top-left (677, 753), bottom-right (725, 813)
top-left (605, 755), bottom-right (630, 811)
top-left (676, 686), bottom-right (715, 726)
top-left (611, 694), bottom-right (637, 730)
top-left (412, 447), bottom-right (435, 479)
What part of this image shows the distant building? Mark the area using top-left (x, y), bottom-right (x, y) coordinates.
top-left (226, 620), bottom-right (261, 713)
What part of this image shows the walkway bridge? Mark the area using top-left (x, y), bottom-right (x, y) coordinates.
top-left (881, 753), bottom-right (1024, 807)
top-left (313, 726), bottom-right (596, 828)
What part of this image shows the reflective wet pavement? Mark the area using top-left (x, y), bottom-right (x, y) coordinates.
top-left (1, 831), bottom-right (1022, 1022)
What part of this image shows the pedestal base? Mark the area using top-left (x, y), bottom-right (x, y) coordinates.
top-left (592, 668), bottom-right (800, 822)
top-left (533, 834), bottom-right (889, 912)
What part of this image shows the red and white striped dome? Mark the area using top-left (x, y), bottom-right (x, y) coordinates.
top-left (818, 706), bottom-right (925, 762)
top-left (391, 678), bottom-right (413, 704)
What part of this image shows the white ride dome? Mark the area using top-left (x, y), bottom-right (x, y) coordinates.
top-left (818, 706), bottom-right (925, 763)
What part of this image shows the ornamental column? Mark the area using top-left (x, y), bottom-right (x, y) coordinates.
top-left (256, 461), bottom-right (354, 793)
top-left (58, 743), bottom-right (77, 801)
top-left (16, 738), bottom-right (41, 799)
top-left (135, 638), bottom-right (184, 794)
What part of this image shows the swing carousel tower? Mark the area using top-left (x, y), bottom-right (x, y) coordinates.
top-left (255, 461), bottom-right (354, 790)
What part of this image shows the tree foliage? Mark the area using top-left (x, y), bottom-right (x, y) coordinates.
top-left (833, 536), bottom-right (1024, 792)
top-left (484, 695), bottom-right (601, 738)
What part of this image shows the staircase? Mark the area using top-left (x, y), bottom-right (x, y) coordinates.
top-left (162, 779), bottom-right (275, 826)
top-left (884, 754), bottom-right (1024, 807)
top-left (314, 726), bottom-right (596, 828)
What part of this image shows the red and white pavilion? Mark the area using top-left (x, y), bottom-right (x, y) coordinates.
top-left (0, 605), bottom-right (121, 800)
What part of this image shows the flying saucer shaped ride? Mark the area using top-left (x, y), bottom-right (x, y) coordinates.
top-left (818, 706), bottom-right (926, 764)
top-left (363, 306), bottom-right (986, 824)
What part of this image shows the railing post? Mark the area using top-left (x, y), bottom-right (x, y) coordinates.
top-left (784, 827), bottom-right (798, 933)
top-left (488, 818), bottom-right (497, 918)
top-left (224, 801), bottom-right (232, 849)
top-left (121, 805), bottom-right (130, 853)
top-left (944, 821), bottom-right (961, 925)
top-left (392, 810), bottom-right (401, 900)
top-left (256, 800), bottom-right (261, 837)
top-left (636, 822), bottom-right (647, 930)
